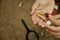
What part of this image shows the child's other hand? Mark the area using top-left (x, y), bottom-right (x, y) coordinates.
top-left (44, 14), bottom-right (60, 38)
top-left (45, 25), bottom-right (60, 38)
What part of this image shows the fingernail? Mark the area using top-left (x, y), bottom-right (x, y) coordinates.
top-left (33, 22), bottom-right (37, 24)
top-left (42, 25), bottom-right (44, 28)
top-left (39, 23), bottom-right (41, 26)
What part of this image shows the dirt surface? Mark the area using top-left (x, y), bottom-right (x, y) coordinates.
top-left (0, 0), bottom-right (59, 40)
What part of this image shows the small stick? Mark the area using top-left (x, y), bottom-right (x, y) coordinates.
top-left (37, 13), bottom-right (52, 25)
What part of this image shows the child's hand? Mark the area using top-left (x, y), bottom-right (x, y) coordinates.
top-left (44, 14), bottom-right (60, 38)
top-left (45, 25), bottom-right (60, 38)
top-left (31, 0), bottom-right (55, 27)
top-left (31, 0), bottom-right (47, 27)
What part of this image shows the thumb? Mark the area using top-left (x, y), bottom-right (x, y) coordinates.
top-left (53, 14), bottom-right (60, 19)
top-left (45, 26), bottom-right (60, 32)
top-left (31, 9), bottom-right (36, 15)
top-left (48, 15), bottom-right (56, 23)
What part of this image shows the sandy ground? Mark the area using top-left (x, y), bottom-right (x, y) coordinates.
top-left (0, 0), bottom-right (59, 40)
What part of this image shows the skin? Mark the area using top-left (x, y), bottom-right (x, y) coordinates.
top-left (31, 0), bottom-right (46, 27)
top-left (45, 14), bottom-right (60, 38)
top-left (31, 0), bottom-right (60, 38)
top-left (31, 0), bottom-right (55, 27)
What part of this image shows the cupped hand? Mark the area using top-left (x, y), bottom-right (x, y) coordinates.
top-left (31, 12), bottom-right (47, 27)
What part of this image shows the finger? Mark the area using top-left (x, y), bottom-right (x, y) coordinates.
top-left (31, 7), bottom-right (40, 15)
top-left (45, 26), bottom-right (60, 32)
top-left (53, 14), bottom-right (60, 19)
top-left (38, 22), bottom-right (42, 26)
top-left (31, 1), bottom-right (40, 15)
top-left (54, 35), bottom-right (60, 38)
top-left (36, 16), bottom-right (42, 23)
top-left (38, 19), bottom-right (45, 27)
top-left (37, 6), bottom-right (43, 10)
top-left (31, 13), bottom-right (42, 24)
top-left (46, 29), bottom-right (60, 36)
top-left (47, 29), bottom-right (60, 38)
top-left (49, 15), bottom-right (60, 25)
top-left (36, 17), bottom-right (44, 27)
top-left (31, 14), bottom-right (37, 24)
top-left (31, 9), bottom-right (35, 15)
top-left (38, 22), bottom-right (45, 27)
top-left (48, 15), bottom-right (56, 22)
top-left (35, 10), bottom-right (41, 14)
top-left (35, 9), bottom-right (46, 14)
top-left (38, 18), bottom-right (48, 28)
top-left (54, 20), bottom-right (60, 26)
top-left (49, 14), bottom-right (60, 19)
top-left (48, 15), bottom-right (59, 25)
